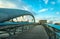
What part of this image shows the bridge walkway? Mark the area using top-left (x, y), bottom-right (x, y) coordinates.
top-left (14, 25), bottom-right (49, 39)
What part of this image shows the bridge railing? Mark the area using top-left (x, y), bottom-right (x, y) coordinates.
top-left (0, 22), bottom-right (39, 39)
top-left (43, 23), bottom-right (60, 39)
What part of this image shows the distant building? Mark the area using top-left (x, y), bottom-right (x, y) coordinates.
top-left (39, 20), bottom-right (47, 25)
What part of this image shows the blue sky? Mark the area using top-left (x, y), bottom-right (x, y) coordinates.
top-left (0, 0), bottom-right (60, 23)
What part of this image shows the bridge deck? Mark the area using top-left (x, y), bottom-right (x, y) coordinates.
top-left (14, 25), bottom-right (49, 39)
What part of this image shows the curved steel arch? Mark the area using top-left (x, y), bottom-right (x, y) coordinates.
top-left (0, 8), bottom-right (35, 23)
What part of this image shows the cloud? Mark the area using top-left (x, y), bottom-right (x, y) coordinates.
top-left (56, 12), bottom-right (60, 15)
top-left (43, 0), bottom-right (48, 4)
top-left (0, 0), bottom-right (17, 8)
top-left (22, 6), bottom-right (30, 10)
top-left (0, 0), bottom-right (36, 15)
top-left (38, 9), bottom-right (48, 13)
top-left (44, 16), bottom-right (60, 23)
top-left (51, 1), bottom-right (56, 5)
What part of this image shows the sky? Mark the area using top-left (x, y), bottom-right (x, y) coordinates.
top-left (0, 0), bottom-right (60, 23)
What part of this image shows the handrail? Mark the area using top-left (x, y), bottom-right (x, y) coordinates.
top-left (0, 22), bottom-right (38, 39)
top-left (43, 23), bottom-right (60, 39)
top-left (0, 22), bottom-right (34, 26)
top-left (0, 22), bottom-right (38, 29)
top-left (47, 24), bottom-right (60, 30)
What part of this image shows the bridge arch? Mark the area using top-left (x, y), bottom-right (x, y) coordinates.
top-left (0, 8), bottom-right (35, 23)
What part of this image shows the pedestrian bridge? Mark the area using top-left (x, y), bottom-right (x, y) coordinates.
top-left (0, 8), bottom-right (60, 39)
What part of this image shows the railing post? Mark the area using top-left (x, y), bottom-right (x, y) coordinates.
top-left (6, 29), bottom-right (12, 39)
top-left (22, 26), bottom-right (24, 32)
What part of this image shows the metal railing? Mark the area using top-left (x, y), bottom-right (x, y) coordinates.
top-left (43, 23), bottom-right (60, 39)
top-left (0, 22), bottom-right (39, 39)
